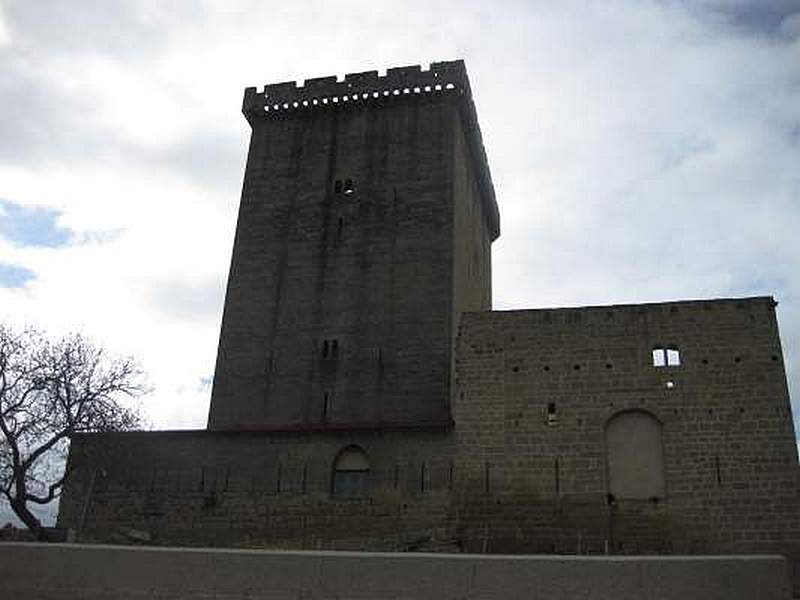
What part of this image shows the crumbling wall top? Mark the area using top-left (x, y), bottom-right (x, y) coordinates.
top-left (461, 296), bottom-right (779, 326)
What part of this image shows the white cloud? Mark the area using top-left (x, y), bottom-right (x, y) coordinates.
top-left (0, 5), bottom-right (9, 47)
top-left (0, 156), bottom-right (233, 428)
top-left (780, 12), bottom-right (800, 39)
top-left (0, 0), bottom-right (797, 451)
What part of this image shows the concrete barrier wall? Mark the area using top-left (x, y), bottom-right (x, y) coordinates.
top-left (0, 543), bottom-right (792, 600)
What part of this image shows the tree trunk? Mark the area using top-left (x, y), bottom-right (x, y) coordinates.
top-left (10, 497), bottom-right (46, 541)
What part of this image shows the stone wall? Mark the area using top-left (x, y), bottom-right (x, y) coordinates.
top-left (240, 59), bottom-right (499, 236)
top-left (209, 60), bottom-right (497, 431)
top-left (451, 295), bottom-right (800, 592)
top-left (53, 59), bottom-right (800, 597)
top-left (60, 298), bottom-right (799, 590)
top-left (59, 427), bottom-right (457, 550)
top-left (0, 543), bottom-right (791, 600)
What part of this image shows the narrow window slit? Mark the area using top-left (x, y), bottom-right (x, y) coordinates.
top-left (323, 391), bottom-right (331, 421)
top-left (547, 402), bottom-right (557, 425)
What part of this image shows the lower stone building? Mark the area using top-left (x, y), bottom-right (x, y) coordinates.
top-left (57, 61), bottom-right (800, 593)
top-left (59, 298), bottom-right (800, 587)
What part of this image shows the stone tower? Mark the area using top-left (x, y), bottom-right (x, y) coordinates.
top-left (57, 60), bottom-right (800, 594)
top-left (208, 60), bottom-right (500, 430)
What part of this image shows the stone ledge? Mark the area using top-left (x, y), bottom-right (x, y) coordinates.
top-left (0, 543), bottom-right (791, 599)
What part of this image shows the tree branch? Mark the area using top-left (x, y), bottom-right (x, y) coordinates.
top-left (0, 324), bottom-right (148, 531)
top-left (25, 470), bottom-right (69, 504)
top-left (21, 429), bottom-right (70, 471)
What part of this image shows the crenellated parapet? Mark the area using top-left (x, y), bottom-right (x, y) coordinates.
top-left (242, 60), bottom-right (471, 120)
top-left (241, 60), bottom-right (499, 239)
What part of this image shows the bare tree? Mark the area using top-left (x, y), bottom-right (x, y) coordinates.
top-left (0, 325), bottom-right (147, 539)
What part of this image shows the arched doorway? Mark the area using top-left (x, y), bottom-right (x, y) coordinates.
top-left (605, 410), bottom-right (666, 500)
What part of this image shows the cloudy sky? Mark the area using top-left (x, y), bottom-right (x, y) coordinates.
top-left (0, 1), bottom-right (799, 519)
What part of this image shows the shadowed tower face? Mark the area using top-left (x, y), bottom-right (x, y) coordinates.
top-left (208, 61), bottom-right (499, 430)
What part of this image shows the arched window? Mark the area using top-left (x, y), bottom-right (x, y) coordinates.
top-left (605, 410), bottom-right (666, 500)
top-left (332, 446), bottom-right (370, 499)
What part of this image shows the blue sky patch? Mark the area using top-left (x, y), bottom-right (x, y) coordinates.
top-left (0, 263), bottom-right (35, 288)
top-left (0, 199), bottom-right (72, 248)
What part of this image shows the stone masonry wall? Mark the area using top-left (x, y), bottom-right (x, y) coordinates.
top-left (54, 60), bottom-right (800, 596)
top-left (58, 428), bottom-right (458, 551)
top-left (451, 295), bottom-right (800, 591)
top-left (60, 297), bottom-right (798, 561)
top-left (209, 60), bottom-right (498, 431)
top-left (58, 295), bottom-right (800, 590)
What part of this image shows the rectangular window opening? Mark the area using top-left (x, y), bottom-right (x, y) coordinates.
top-left (653, 346), bottom-right (681, 367)
top-left (652, 348), bottom-right (666, 367)
top-left (666, 348), bottom-right (681, 366)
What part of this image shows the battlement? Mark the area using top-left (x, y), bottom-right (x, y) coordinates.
top-left (242, 60), bottom-right (471, 119)
top-left (241, 60), bottom-right (499, 240)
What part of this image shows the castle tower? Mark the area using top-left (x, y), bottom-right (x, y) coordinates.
top-left (208, 60), bottom-right (499, 430)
